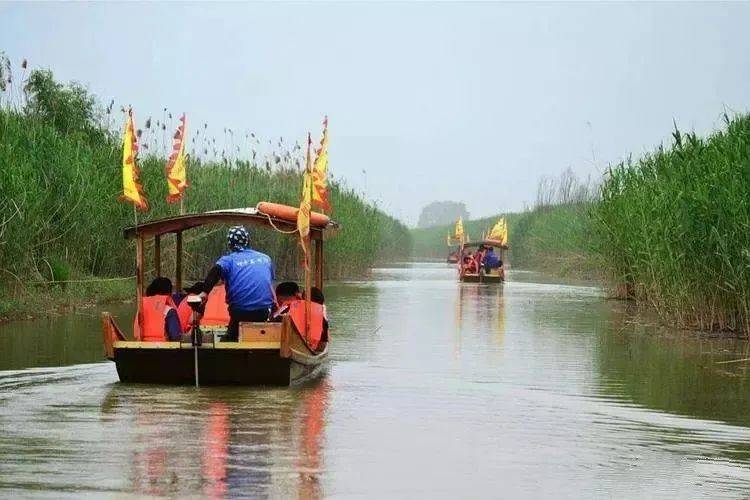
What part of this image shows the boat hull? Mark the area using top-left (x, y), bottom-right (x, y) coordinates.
top-left (460, 272), bottom-right (504, 283)
top-left (114, 346), bottom-right (305, 386)
top-left (103, 314), bottom-right (327, 386)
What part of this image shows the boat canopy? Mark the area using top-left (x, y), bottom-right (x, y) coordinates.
top-left (123, 205), bottom-right (338, 240)
top-left (462, 239), bottom-right (509, 249)
top-left (123, 202), bottom-right (333, 333)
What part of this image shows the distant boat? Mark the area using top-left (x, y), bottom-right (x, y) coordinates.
top-left (458, 239), bottom-right (507, 283)
top-left (447, 249), bottom-right (459, 264)
top-left (102, 202), bottom-right (335, 386)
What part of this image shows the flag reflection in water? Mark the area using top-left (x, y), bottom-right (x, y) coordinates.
top-left (202, 401), bottom-right (229, 499)
top-left (295, 379), bottom-right (331, 499)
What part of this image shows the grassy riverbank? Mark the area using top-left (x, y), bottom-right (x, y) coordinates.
top-left (0, 68), bottom-right (411, 321)
top-left (594, 113), bottom-right (750, 334)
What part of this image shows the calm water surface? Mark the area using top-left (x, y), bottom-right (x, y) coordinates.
top-left (1, 264), bottom-right (750, 498)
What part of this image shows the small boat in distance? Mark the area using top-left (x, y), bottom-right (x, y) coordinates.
top-left (457, 239), bottom-right (508, 283)
top-left (102, 202), bottom-right (336, 386)
top-left (446, 249), bottom-right (459, 264)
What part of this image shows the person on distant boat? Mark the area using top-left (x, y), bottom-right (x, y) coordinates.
top-left (141, 277), bottom-right (183, 341)
top-left (271, 281), bottom-right (301, 321)
top-left (464, 250), bottom-right (478, 274)
top-left (484, 247), bottom-right (501, 273)
top-left (199, 226), bottom-right (275, 341)
top-left (475, 245), bottom-right (487, 271)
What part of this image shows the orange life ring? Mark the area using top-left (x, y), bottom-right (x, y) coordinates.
top-left (256, 202), bottom-right (330, 227)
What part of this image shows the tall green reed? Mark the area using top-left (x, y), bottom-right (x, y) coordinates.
top-left (594, 113), bottom-right (750, 334)
top-left (0, 67), bottom-right (411, 291)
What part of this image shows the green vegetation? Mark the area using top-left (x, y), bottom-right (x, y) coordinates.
top-left (594, 113), bottom-right (750, 334)
top-left (0, 66), bottom-right (410, 320)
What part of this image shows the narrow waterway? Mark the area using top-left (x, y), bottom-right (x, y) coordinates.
top-left (1, 264), bottom-right (749, 498)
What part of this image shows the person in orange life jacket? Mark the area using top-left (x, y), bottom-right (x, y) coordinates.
top-left (175, 281), bottom-right (206, 333)
top-left (271, 282), bottom-right (301, 321)
top-left (306, 286), bottom-right (329, 342)
top-left (142, 277), bottom-right (183, 341)
top-left (464, 251), bottom-right (477, 273)
top-left (474, 245), bottom-right (487, 271)
top-left (199, 226), bottom-right (275, 341)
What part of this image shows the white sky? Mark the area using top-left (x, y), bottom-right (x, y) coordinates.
top-left (3, 2), bottom-right (749, 225)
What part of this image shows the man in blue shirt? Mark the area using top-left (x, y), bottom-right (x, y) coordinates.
top-left (200, 226), bottom-right (275, 341)
top-left (483, 247), bottom-right (501, 273)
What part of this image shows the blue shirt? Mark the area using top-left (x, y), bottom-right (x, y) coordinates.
top-left (484, 252), bottom-right (500, 269)
top-left (217, 249), bottom-right (275, 311)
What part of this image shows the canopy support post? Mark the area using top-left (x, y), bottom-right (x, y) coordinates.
top-left (314, 235), bottom-right (324, 290)
top-left (135, 235), bottom-right (144, 341)
top-left (154, 234), bottom-right (161, 277)
top-left (304, 234), bottom-right (312, 346)
top-left (175, 231), bottom-right (183, 291)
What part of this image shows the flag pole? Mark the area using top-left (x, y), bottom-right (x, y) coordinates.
top-left (304, 135), bottom-right (313, 346)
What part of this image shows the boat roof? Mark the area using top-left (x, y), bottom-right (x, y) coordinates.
top-left (463, 239), bottom-right (509, 249)
top-left (123, 206), bottom-right (338, 239)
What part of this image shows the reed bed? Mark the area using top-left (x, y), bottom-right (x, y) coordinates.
top-left (0, 66), bottom-right (411, 315)
top-left (593, 113), bottom-right (750, 334)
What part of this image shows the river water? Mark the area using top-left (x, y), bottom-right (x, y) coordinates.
top-left (1, 263), bottom-right (750, 498)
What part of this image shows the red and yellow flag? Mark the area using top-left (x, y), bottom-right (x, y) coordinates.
top-left (166, 114), bottom-right (188, 203)
top-left (311, 117), bottom-right (331, 212)
top-left (297, 133), bottom-right (313, 268)
top-left (119, 109), bottom-right (148, 211)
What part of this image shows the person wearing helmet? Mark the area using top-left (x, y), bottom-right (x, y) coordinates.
top-left (199, 226), bottom-right (275, 341)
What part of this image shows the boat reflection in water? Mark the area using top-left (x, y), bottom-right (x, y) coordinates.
top-left (101, 378), bottom-right (331, 498)
top-left (454, 282), bottom-right (506, 360)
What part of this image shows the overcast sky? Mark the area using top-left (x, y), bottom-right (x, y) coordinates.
top-left (2, 2), bottom-right (749, 225)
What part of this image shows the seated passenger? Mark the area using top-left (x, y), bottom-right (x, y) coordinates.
top-left (284, 287), bottom-right (330, 350)
top-left (201, 284), bottom-right (231, 327)
top-left (307, 287), bottom-right (329, 343)
top-left (464, 252), bottom-right (478, 273)
top-left (176, 282), bottom-right (206, 333)
top-left (140, 277), bottom-right (182, 342)
top-left (483, 247), bottom-right (501, 273)
top-left (272, 281), bottom-right (301, 321)
top-left (276, 281), bottom-right (301, 307)
top-left (475, 245), bottom-right (486, 271)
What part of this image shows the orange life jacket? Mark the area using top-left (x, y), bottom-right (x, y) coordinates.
top-left (176, 297), bottom-right (196, 333)
top-left (288, 300), bottom-right (326, 351)
top-left (202, 285), bottom-right (231, 327)
top-left (139, 295), bottom-right (176, 342)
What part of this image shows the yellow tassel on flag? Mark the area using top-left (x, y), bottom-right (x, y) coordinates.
top-left (118, 109), bottom-right (148, 211)
top-left (166, 114), bottom-right (188, 203)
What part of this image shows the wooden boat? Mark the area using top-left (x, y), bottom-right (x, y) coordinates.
top-left (458, 239), bottom-right (507, 283)
top-left (446, 249), bottom-right (459, 264)
top-left (102, 203), bottom-right (337, 386)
